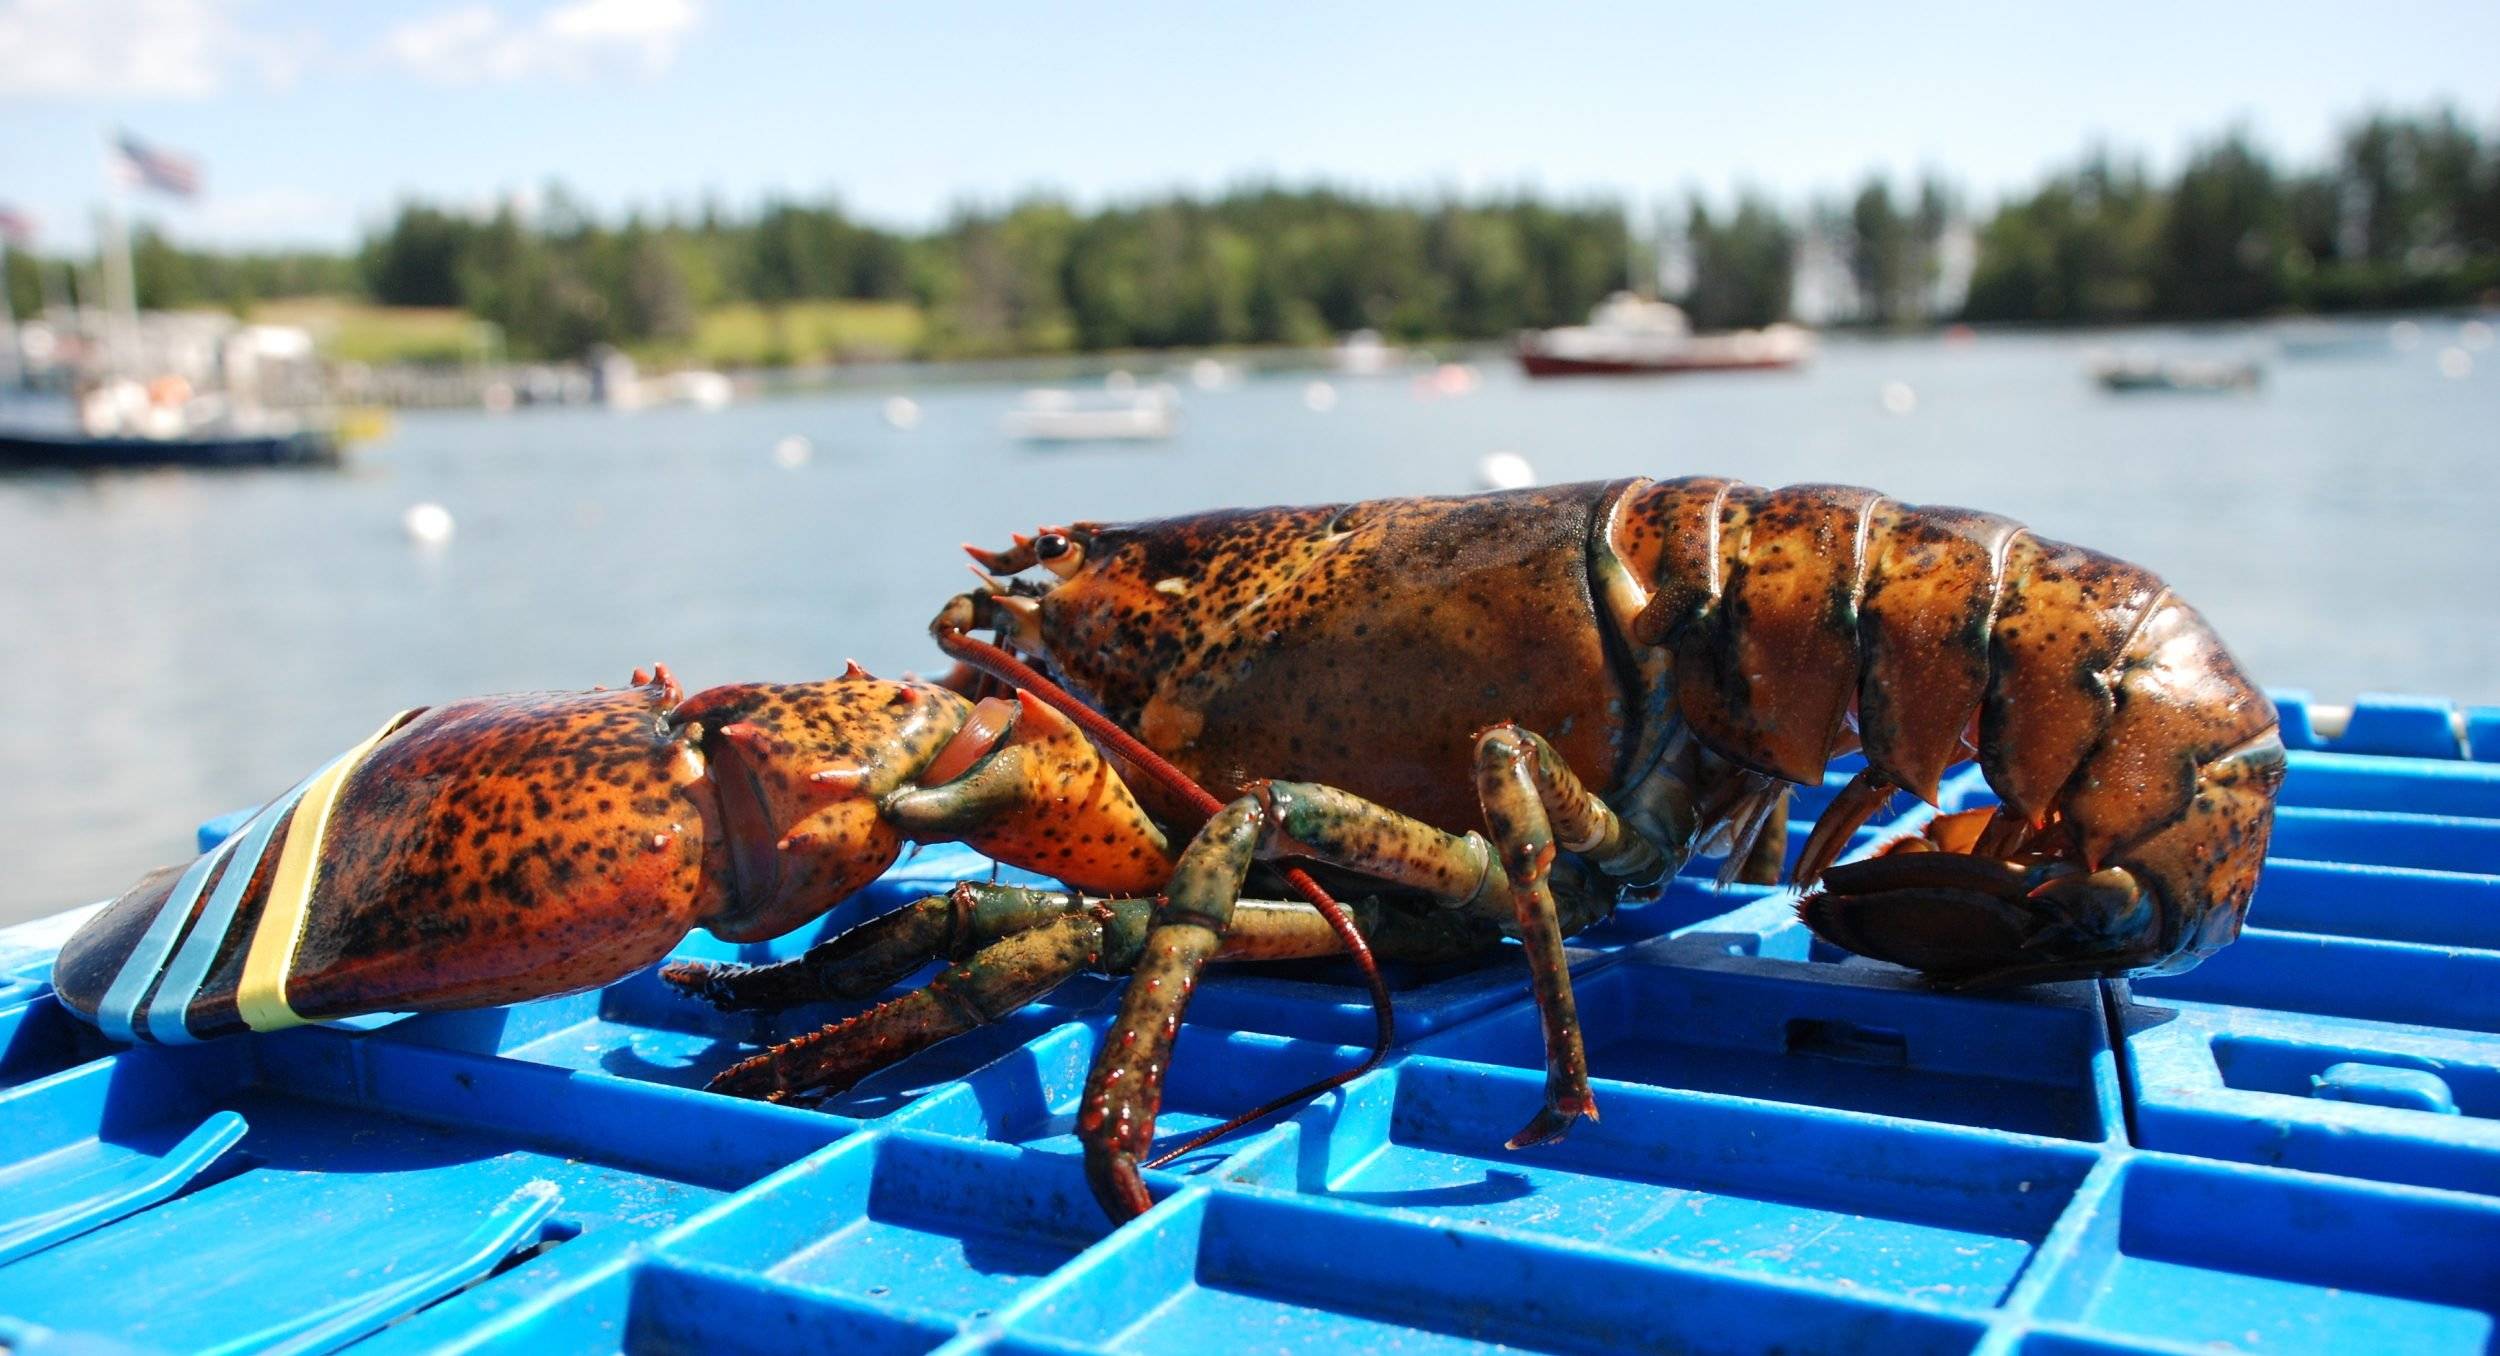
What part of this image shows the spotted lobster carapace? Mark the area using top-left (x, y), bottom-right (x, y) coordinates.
top-left (54, 476), bottom-right (2283, 1223)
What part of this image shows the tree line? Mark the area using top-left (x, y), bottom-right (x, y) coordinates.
top-left (337, 187), bottom-right (1639, 360)
top-left (1961, 109), bottom-right (2498, 323)
top-left (5, 105), bottom-right (2493, 362)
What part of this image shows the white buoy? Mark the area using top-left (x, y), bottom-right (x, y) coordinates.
top-left (1303, 380), bottom-right (1339, 412)
top-left (2457, 320), bottom-right (2493, 351)
top-left (1105, 369), bottom-right (1137, 393)
top-left (402, 502), bottom-right (455, 546)
top-left (883, 396), bottom-right (922, 430)
top-left (772, 434), bottom-right (814, 469)
top-left (2391, 320), bottom-right (2423, 351)
top-left (1479, 451), bottom-right (1536, 490)
top-left (2437, 347), bottom-right (2473, 380)
top-left (1880, 381), bottom-right (1918, 415)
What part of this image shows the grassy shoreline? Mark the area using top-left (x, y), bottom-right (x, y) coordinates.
top-left (251, 296), bottom-right (930, 370)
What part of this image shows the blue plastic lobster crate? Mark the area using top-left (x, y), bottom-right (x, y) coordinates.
top-left (0, 692), bottom-right (2496, 1354)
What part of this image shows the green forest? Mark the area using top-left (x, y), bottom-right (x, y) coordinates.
top-left (7, 106), bottom-right (2495, 363)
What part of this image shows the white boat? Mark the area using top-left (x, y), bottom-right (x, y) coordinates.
top-left (650, 369), bottom-right (735, 409)
top-left (1517, 293), bottom-right (1814, 377)
top-left (1330, 329), bottom-right (1404, 376)
top-left (2090, 353), bottom-right (2263, 394)
top-left (1002, 387), bottom-right (1177, 444)
top-left (593, 348), bottom-right (736, 410)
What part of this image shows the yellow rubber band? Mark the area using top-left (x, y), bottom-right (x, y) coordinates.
top-left (234, 711), bottom-right (417, 1034)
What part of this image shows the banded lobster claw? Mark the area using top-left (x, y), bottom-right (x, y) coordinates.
top-left (52, 668), bottom-right (1173, 1046)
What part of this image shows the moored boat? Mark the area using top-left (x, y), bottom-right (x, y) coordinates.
top-left (1002, 387), bottom-right (1177, 444)
top-left (1517, 293), bottom-right (1814, 378)
top-left (2090, 353), bottom-right (2264, 394)
top-left (0, 425), bottom-right (340, 471)
top-left (1330, 328), bottom-right (1405, 376)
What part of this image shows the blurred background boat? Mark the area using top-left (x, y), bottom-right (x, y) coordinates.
top-left (2090, 351), bottom-right (2265, 393)
top-left (1517, 293), bottom-right (1814, 378)
top-left (0, 313), bottom-right (362, 470)
top-left (0, 423), bottom-right (337, 469)
top-left (1001, 385), bottom-right (1178, 443)
top-left (1330, 329), bottom-right (1406, 376)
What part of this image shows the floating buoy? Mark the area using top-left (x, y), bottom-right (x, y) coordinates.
top-left (402, 502), bottom-right (455, 546)
top-left (1880, 381), bottom-right (1918, 415)
top-left (883, 397), bottom-right (922, 430)
top-left (1479, 451), bottom-right (1535, 490)
top-left (772, 435), bottom-right (814, 469)
top-left (1303, 380), bottom-right (1339, 412)
top-left (2437, 347), bottom-right (2473, 380)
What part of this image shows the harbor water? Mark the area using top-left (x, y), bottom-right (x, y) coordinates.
top-left (3, 320), bottom-right (2494, 924)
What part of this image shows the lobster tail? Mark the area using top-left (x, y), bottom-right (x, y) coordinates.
top-left (2106, 728), bottom-right (2286, 970)
top-left (1614, 477), bottom-right (2282, 983)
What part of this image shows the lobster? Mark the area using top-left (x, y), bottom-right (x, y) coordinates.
top-left (51, 477), bottom-right (2284, 1225)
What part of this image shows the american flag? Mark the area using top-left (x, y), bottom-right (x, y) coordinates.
top-left (112, 132), bottom-right (202, 199)
top-left (0, 205), bottom-right (33, 247)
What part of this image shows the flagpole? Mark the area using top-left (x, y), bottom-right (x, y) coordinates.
top-left (99, 147), bottom-right (140, 379)
top-left (62, 256), bottom-right (88, 366)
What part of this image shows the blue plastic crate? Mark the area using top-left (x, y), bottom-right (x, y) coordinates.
top-left (2, 693), bottom-right (2498, 1353)
top-left (2269, 690), bottom-right (2499, 762)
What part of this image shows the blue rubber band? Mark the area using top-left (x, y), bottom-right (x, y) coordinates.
top-left (141, 766), bottom-right (326, 1045)
top-left (92, 830), bottom-right (241, 1045)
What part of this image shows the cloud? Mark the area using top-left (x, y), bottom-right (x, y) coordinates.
top-left (382, 0), bottom-right (701, 85)
top-left (0, 0), bottom-right (309, 98)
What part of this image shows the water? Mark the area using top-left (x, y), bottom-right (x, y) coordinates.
top-left (4, 321), bottom-right (2495, 924)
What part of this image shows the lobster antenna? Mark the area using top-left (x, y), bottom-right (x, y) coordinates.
top-left (931, 625), bottom-right (1397, 1154)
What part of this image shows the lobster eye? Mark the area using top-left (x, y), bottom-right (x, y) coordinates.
top-left (1034, 530), bottom-right (1085, 579)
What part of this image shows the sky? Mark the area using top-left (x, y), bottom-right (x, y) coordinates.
top-left (2, 0), bottom-right (2496, 253)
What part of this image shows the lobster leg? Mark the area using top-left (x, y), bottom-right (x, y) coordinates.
top-left (700, 886), bottom-right (1498, 1105)
top-left (1471, 724), bottom-right (1661, 1149)
top-left (661, 882), bottom-right (1094, 1013)
top-left (1082, 787), bottom-right (1480, 1217)
top-left (1791, 768), bottom-right (1899, 886)
top-left (1083, 746), bottom-right (1649, 1219)
top-left (705, 898), bottom-right (1151, 1101)
top-left (667, 877), bottom-right (1496, 1016)
top-left (1735, 800), bottom-right (1791, 886)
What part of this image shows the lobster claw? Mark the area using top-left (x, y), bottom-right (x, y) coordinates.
top-left (667, 676), bottom-right (960, 941)
top-left (50, 671), bottom-right (980, 1044)
top-left (54, 682), bottom-right (730, 1044)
